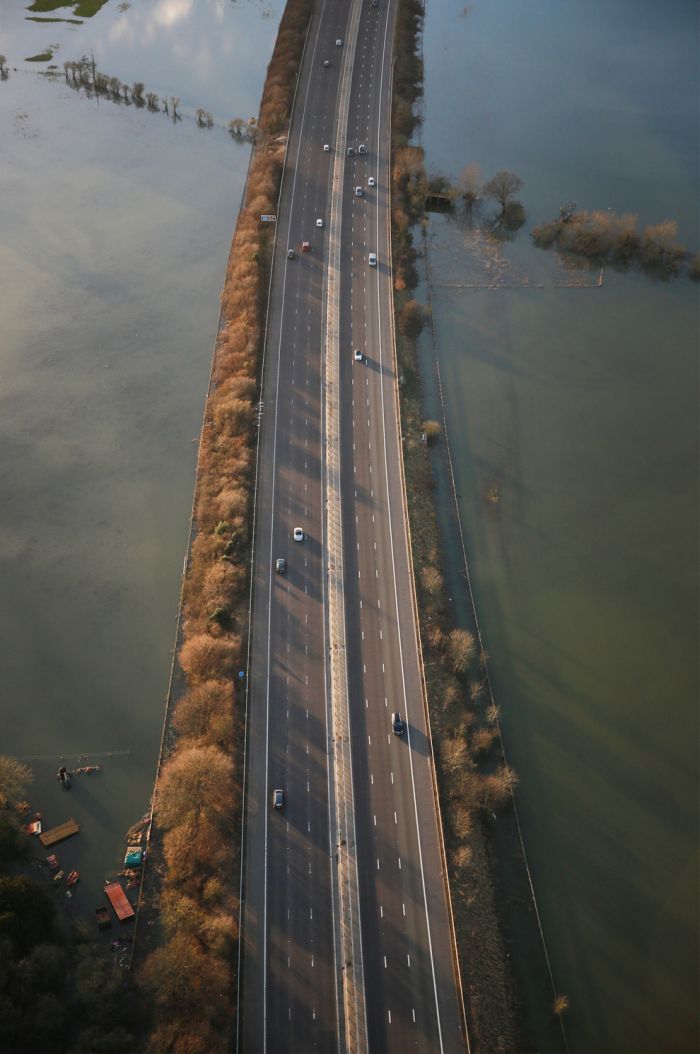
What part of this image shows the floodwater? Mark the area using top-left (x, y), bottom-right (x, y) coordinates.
top-left (0, 0), bottom-right (282, 920)
top-left (419, 1), bottom-right (699, 1052)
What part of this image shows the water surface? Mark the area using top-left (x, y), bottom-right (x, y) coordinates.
top-left (419, 2), bottom-right (699, 1051)
top-left (0, 0), bottom-right (282, 920)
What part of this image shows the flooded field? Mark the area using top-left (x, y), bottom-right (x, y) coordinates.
top-left (0, 0), bottom-right (282, 920)
top-left (419, 1), bottom-right (699, 1051)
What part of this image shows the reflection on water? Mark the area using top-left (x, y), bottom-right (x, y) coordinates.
top-left (420, 1), bottom-right (699, 1051)
top-left (0, 0), bottom-right (283, 923)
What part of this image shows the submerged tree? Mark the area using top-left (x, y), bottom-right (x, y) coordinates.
top-left (483, 169), bottom-right (524, 215)
top-left (458, 162), bottom-right (482, 212)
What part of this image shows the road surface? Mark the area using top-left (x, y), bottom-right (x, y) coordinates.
top-left (239, 2), bottom-right (465, 1052)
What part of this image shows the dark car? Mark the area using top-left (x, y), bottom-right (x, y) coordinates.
top-left (275, 558), bottom-right (286, 574)
top-left (273, 788), bottom-right (284, 809)
top-left (392, 712), bottom-right (405, 735)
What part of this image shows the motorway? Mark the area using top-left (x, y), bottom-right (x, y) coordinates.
top-left (239, 1), bottom-right (465, 1052)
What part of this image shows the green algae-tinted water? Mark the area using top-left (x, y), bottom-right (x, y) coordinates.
top-left (0, 0), bottom-right (283, 921)
top-left (419, 1), bottom-right (699, 1051)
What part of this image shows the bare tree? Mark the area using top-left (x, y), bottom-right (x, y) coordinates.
top-left (483, 170), bottom-right (524, 214)
top-left (448, 627), bottom-right (477, 673)
top-left (146, 91), bottom-right (159, 111)
top-left (459, 162), bottom-right (482, 210)
top-left (156, 744), bottom-right (234, 831)
top-left (0, 755), bottom-right (33, 808)
top-left (196, 107), bottom-right (206, 126)
top-left (132, 81), bottom-right (145, 105)
top-left (170, 96), bottom-right (180, 118)
top-left (559, 200), bottom-right (577, 223)
top-left (161, 95), bottom-right (169, 114)
top-left (228, 117), bottom-right (244, 139)
top-left (553, 994), bottom-right (569, 1017)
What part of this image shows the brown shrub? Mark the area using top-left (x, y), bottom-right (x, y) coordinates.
top-left (148, 1020), bottom-right (224, 1054)
top-left (156, 744), bottom-right (234, 831)
top-left (162, 818), bottom-right (234, 888)
top-left (447, 627), bottom-right (477, 673)
top-left (469, 726), bottom-right (498, 758)
top-left (173, 680), bottom-right (235, 746)
top-left (441, 735), bottom-right (468, 776)
top-left (161, 889), bottom-right (206, 940)
top-left (420, 564), bottom-right (443, 595)
top-left (202, 560), bottom-right (246, 612)
top-left (139, 932), bottom-right (229, 1015)
top-left (178, 633), bottom-right (240, 682)
top-left (215, 485), bottom-right (249, 523)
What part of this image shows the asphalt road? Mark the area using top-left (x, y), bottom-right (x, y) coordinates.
top-left (240, 1), bottom-right (465, 1052)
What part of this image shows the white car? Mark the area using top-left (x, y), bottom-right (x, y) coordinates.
top-left (293, 527), bottom-right (304, 542)
top-left (323, 143), bottom-right (330, 152)
top-left (368, 252), bottom-right (377, 267)
top-left (355, 186), bottom-right (363, 197)
top-left (336, 38), bottom-right (343, 46)
top-left (354, 348), bottom-right (363, 362)
top-left (358, 144), bottom-right (367, 155)
top-left (368, 176), bottom-right (376, 187)
top-left (316, 218), bottom-right (324, 228)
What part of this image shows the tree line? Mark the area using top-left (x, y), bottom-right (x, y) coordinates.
top-left (61, 55), bottom-right (260, 140)
top-left (134, 1), bottom-right (313, 1051)
top-left (391, 2), bottom-right (528, 1049)
top-left (0, 756), bottom-right (140, 1053)
top-left (532, 205), bottom-right (699, 280)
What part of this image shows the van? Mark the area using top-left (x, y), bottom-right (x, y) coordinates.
top-left (368, 253), bottom-right (377, 267)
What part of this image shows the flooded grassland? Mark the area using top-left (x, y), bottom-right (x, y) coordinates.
top-left (419, 1), bottom-right (699, 1051)
top-left (0, 0), bottom-right (283, 920)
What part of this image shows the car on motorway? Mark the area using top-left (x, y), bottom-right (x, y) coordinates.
top-left (275, 558), bottom-right (286, 574)
top-left (392, 712), bottom-right (405, 736)
top-left (368, 252), bottom-right (377, 267)
top-left (301, 240), bottom-right (310, 252)
top-left (293, 527), bottom-right (304, 542)
top-left (287, 248), bottom-right (296, 259)
top-left (355, 186), bottom-right (363, 197)
top-left (358, 143), bottom-right (367, 155)
top-left (323, 143), bottom-right (330, 152)
top-left (347, 146), bottom-right (354, 156)
top-left (336, 38), bottom-right (343, 46)
top-left (316, 218), bottom-right (324, 228)
top-left (354, 348), bottom-right (363, 362)
top-left (371, 0), bottom-right (379, 6)
top-left (323, 59), bottom-right (330, 68)
top-left (272, 788), bottom-right (284, 809)
top-left (368, 176), bottom-right (376, 187)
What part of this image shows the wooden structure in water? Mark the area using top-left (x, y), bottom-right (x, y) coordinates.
top-left (104, 881), bottom-right (135, 922)
top-left (425, 192), bottom-right (452, 213)
top-left (39, 818), bottom-right (80, 848)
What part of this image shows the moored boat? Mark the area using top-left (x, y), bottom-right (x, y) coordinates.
top-left (104, 881), bottom-right (135, 922)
